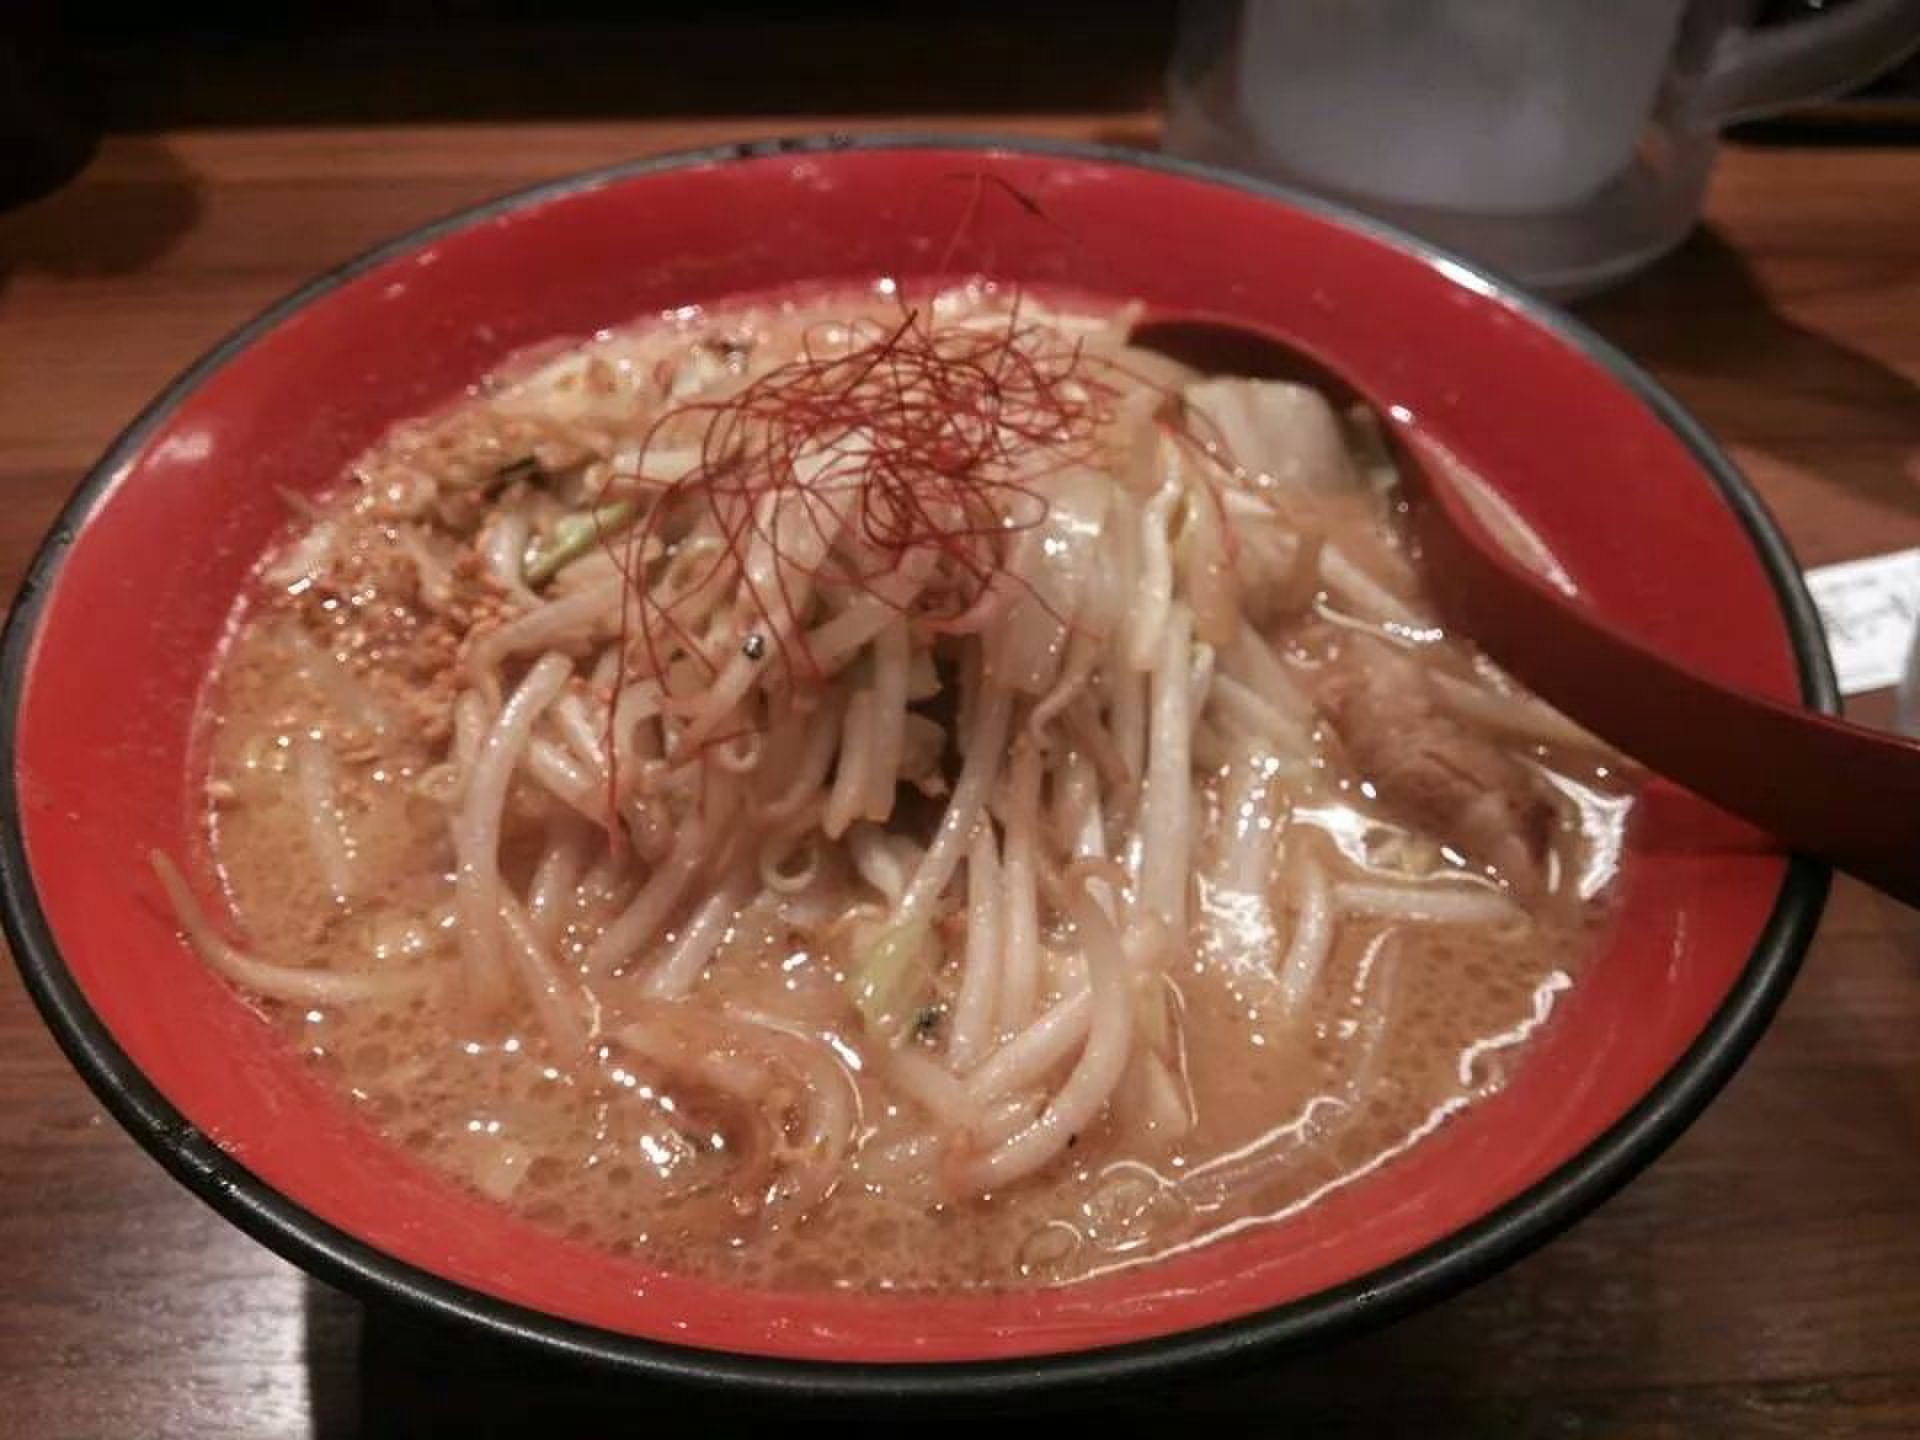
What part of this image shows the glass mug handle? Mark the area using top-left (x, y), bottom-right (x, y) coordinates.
top-left (1690, 0), bottom-right (1920, 125)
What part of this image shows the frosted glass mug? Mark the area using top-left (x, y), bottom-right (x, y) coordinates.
top-left (1165, 0), bottom-right (1920, 297)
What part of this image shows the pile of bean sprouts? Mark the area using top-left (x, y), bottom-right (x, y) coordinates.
top-left (160, 287), bottom-right (1602, 1225)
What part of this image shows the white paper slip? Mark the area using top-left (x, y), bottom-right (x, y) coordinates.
top-left (1804, 547), bottom-right (1920, 696)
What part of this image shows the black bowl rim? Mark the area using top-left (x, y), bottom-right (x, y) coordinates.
top-left (0, 132), bottom-right (1835, 1402)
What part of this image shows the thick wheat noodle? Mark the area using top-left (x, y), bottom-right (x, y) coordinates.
top-left (1209, 672), bottom-right (1313, 759)
top-left (863, 620), bottom-right (910, 822)
top-left (895, 684), bottom-right (1014, 928)
top-left (582, 820), bottom-right (710, 976)
top-left (617, 1012), bottom-right (763, 1109)
top-left (860, 1093), bottom-right (1039, 1185)
top-left (1136, 605), bottom-right (1193, 933)
top-left (1187, 634), bottom-right (1216, 718)
top-left (946, 826), bottom-right (1003, 1071)
top-left (453, 651), bottom-right (571, 1012)
top-left (1107, 663), bottom-right (1147, 789)
top-left (1346, 938), bottom-right (1399, 1101)
top-left (1219, 622), bottom-right (1313, 721)
top-left (924, 565), bottom-right (1012, 637)
top-left (622, 793), bottom-right (674, 863)
top-left (1064, 749), bottom-right (1122, 921)
top-left (641, 870), bottom-right (753, 998)
top-left (522, 738), bottom-right (608, 823)
top-left (657, 626), bottom-right (751, 730)
top-left (1138, 1049), bottom-right (1192, 1139)
top-left (467, 576), bottom-right (623, 683)
top-left (822, 690), bottom-right (876, 840)
top-left (957, 887), bottom-right (1132, 1192)
top-left (1188, 716), bottom-right (1235, 775)
top-left (480, 510), bottom-right (536, 603)
top-left (526, 827), bottom-right (589, 946)
top-left (994, 742), bottom-right (1044, 1033)
top-left (572, 851), bottom-right (634, 933)
top-left (887, 1045), bottom-right (977, 1129)
top-left (654, 532), bottom-right (728, 609)
top-left (847, 824), bottom-right (920, 908)
top-left (964, 985), bottom-right (1094, 1108)
top-left (548, 689), bottom-right (617, 777)
top-left (1051, 747), bottom-right (1098, 858)
top-left (1320, 543), bottom-right (1429, 630)
top-left (667, 643), bottom-right (771, 756)
top-left (1275, 854), bottom-right (1333, 1014)
top-left (799, 552), bottom-right (934, 673)
top-left (757, 831), bottom-right (821, 894)
top-left (152, 853), bottom-right (442, 1004)
top-left (497, 892), bottom-right (593, 1054)
top-left (586, 641), bottom-right (622, 691)
top-left (1215, 749), bottom-right (1284, 899)
top-left (978, 1092), bottom-right (1045, 1148)
top-left (1124, 471), bottom-right (1182, 671)
top-left (1057, 690), bottom-right (1133, 802)
top-left (710, 726), bottom-right (764, 774)
top-left (1024, 628), bottom-right (1101, 739)
top-left (450, 690), bottom-right (489, 778)
top-left (670, 486), bottom-right (848, 749)
top-left (761, 694), bottom-right (845, 822)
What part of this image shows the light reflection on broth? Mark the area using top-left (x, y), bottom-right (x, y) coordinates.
top-left (171, 284), bottom-right (1628, 1291)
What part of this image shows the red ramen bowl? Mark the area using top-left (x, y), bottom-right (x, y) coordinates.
top-left (0, 137), bottom-right (1832, 1399)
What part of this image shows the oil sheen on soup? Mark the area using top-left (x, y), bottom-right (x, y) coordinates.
top-left (180, 284), bottom-right (1630, 1292)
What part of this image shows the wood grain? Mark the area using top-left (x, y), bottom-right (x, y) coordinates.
top-left (1, 119), bottom-right (1917, 1439)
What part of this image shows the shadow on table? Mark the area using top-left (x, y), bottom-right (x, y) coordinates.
top-left (1575, 224), bottom-right (1920, 518)
top-left (0, 135), bottom-right (201, 292)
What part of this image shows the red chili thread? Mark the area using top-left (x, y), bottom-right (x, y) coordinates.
top-left (577, 163), bottom-right (1249, 831)
top-left (586, 296), bottom-right (1120, 821)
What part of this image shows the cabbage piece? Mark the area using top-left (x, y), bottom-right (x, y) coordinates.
top-left (1182, 378), bottom-right (1362, 496)
top-left (986, 466), bottom-right (1114, 694)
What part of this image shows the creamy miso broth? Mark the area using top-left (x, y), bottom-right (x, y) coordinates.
top-left (166, 286), bottom-right (1628, 1291)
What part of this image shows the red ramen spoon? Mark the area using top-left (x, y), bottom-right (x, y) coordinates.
top-left (1133, 317), bottom-right (1920, 909)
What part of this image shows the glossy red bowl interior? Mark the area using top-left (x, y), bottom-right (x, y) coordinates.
top-left (1, 138), bottom-right (1828, 1388)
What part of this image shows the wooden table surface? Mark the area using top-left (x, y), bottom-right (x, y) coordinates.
top-left (2, 117), bottom-right (1917, 1438)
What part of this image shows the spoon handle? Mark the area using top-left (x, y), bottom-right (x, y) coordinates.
top-left (1402, 426), bottom-right (1920, 906)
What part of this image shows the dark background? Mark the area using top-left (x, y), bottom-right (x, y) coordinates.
top-left (8, 2), bottom-right (1919, 135)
